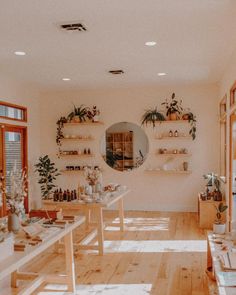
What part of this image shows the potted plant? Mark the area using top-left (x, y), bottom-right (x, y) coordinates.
top-left (141, 107), bottom-right (165, 128)
top-left (6, 164), bottom-right (27, 233)
top-left (203, 172), bottom-right (222, 201)
top-left (182, 111), bottom-right (197, 140)
top-left (35, 155), bottom-right (60, 200)
top-left (213, 202), bottom-right (228, 234)
top-left (161, 93), bottom-right (183, 120)
top-left (87, 105), bottom-right (100, 122)
top-left (67, 104), bottom-right (88, 123)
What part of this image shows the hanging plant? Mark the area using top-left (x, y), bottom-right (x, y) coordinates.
top-left (182, 111), bottom-right (197, 140)
top-left (56, 116), bottom-right (67, 146)
top-left (141, 108), bottom-right (165, 128)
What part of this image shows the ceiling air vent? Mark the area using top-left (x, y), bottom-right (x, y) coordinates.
top-left (109, 70), bottom-right (124, 75)
top-left (60, 22), bottom-right (87, 32)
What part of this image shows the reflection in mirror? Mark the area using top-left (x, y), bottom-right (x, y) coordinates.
top-left (101, 122), bottom-right (149, 171)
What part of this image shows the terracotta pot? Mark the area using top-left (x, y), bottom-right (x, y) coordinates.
top-left (169, 113), bottom-right (178, 120)
top-left (182, 114), bottom-right (189, 120)
top-left (8, 213), bottom-right (20, 234)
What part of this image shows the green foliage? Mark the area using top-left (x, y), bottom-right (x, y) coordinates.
top-left (215, 202), bottom-right (228, 224)
top-left (35, 155), bottom-right (60, 199)
top-left (186, 112), bottom-right (197, 140)
top-left (141, 108), bottom-right (165, 128)
top-left (161, 93), bottom-right (183, 116)
top-left (203, 172), bottom-right (221, 191)
top-left (67, 104), bottom-right (88, 122)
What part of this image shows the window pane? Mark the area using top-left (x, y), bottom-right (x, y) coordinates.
top-left (0, 104), bottom-right (25, 121)
top-left (5, 131), bottom-right (22, 196)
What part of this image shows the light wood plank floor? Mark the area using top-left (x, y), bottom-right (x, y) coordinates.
top-left (2, 211), bottom-right (212, 295)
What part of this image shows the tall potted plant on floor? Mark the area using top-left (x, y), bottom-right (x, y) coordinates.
top-left (35, 155), bottom-right (60, 200)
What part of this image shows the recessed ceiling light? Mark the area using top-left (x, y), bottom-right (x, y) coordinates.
top-left (14, 51), bottom-right (26, 56)
top-left (62, 78), bottom-right (71, 81)
top-left (145, 41), bottom-right (157, 46)
top-left (158, 72), bottom-right (167, 76)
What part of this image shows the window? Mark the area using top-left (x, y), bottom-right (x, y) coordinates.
top-left (0, 101), bottom-right (27, 122)
top-left (230, 81), bottom-right (236, 108)
top-left (0, 124), bottom-right (28, 217)
top-left (220, 95), bottom-right (227, 182)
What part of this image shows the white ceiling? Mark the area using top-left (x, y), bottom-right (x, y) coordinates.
top-left (1, 0), bottom-right (236, 90)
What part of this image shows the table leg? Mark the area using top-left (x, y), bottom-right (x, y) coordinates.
top-left (118, 198), bottom-right (124, 232)
top-left (64, 232), bottom-right (76, 292)
top-left (11, 270), bottom-right (18, 288)
top-left (95, 207), bottom-right (104, 255)
top-left (85, 208), bottom-right (91, 230)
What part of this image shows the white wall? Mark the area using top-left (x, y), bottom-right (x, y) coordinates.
top-left (0, 73), bottom-right (41, 209)
top-left (39, 83), bottom-right (219, 212)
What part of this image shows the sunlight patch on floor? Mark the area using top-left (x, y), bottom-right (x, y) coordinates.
top-left (40, 283), bottom-right (152, 295)
top-left (105, 217), bottom-right (170, 231)
top-left (99, 240), bottom-right (207, 253)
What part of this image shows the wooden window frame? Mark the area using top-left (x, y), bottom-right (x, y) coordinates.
top-left (0, 123), bottom-right (28, 217)
top-left (219, 95), bottom-right (227, 183)
top-left (230, 81), bottom-right (236, 108)
top-left (0, 101), bottom-right (27, 123)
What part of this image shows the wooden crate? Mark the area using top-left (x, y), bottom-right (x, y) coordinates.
top-left (198, 195), bottom-right (225, 229)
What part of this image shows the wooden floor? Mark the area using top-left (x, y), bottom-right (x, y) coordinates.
top-left (2, 211), bottom-right (211, 295)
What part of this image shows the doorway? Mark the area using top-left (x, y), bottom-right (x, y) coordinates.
top-left (0, 124), bottom-right (27, 217)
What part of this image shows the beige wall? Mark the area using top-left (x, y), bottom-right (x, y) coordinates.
top-left (0, 73), bottom-right (41, 209)
top-left (39, 83), bottom-right (219, 212)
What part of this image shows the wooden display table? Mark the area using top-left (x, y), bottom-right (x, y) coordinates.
top-left (0, 216), bottom-right (85, 294)
top-left (43, 189), bottom-right (130, 255)
top-left (198, 195), bottom-right (225, 229)
top-left (207, 232), bottom-right (236, 295)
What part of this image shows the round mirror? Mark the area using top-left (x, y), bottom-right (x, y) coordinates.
top-left (101, 122), bottom-right (149, 171)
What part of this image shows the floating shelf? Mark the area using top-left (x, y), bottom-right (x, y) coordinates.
top-left (145, 169), bottom-right (192, 175)
top-left (159, 120), bottom-right (189, 124)
top-left (156, 153), bottom-right (192, 157)
top-left (64, 121), bottom-right (103, 126)
top-left (155, 136), bottom-right (192, 140)
top-left (60, 137), bottom-right (94, 142)
top-left (60, 170), bottom-right (83, 173)
top-left (58, 154), bottom-right (94, 158)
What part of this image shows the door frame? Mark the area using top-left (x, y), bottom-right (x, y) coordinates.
top-left (0, 123), bottom-right (28, 216)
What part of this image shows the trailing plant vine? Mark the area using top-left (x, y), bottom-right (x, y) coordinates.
top-left (55, 104), bottom-right (101, 146)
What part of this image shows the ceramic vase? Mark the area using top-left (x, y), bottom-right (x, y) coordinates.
top-left (213, 223), bottom-right (226, 234)
top-left (93, 115), bottom-right (99, 122)
top-left (8, 213), bottom-right (20, 234)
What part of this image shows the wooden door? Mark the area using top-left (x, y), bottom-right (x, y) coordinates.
top-left (0, 124), bottom-right (27, 217)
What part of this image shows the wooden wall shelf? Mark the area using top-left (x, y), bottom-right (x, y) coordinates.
top-left (60, 170), bottom-right (83, 173)
top-left (145, 169), bottom-right (192, 175)
top-left (59, 154), bottom-right (94, 158)
top-left (160, 120), bottom-right (189, 124)
top-left (60, 138), bottom-right (94, 142)
top-left (64, 121), bottom-right (103, 126)
top-left (155, 136), bottom-right (191, 140)
top-left (156, 153), bottom-right (192, 157)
